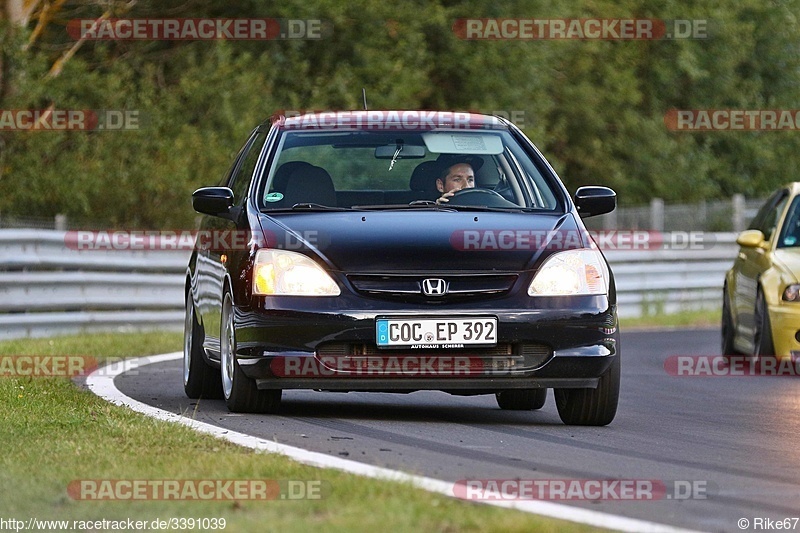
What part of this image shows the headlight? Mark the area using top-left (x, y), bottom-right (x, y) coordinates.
top-left (783, 284), bottom-right (800, 302)
top-left (528, 249), bottom-right (608, 296)
top-left (253, 249), bottom-right (340, 296)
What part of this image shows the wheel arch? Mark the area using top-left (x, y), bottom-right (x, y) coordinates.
top-left (758, 267), bottom-right (783, 308)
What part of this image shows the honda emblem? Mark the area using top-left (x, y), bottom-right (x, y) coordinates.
top-left (421, 278), bottom-right (448, 296)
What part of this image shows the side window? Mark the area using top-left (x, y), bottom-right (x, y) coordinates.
top-left (228, 131), bottom-right (268, 204)
top-left (218, 137), bottom-right (251, 187)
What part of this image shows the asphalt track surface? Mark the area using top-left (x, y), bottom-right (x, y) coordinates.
top-left (116, 329), bottom-right (800, 533)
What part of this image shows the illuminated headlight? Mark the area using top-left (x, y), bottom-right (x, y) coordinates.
top-left (782, 284), bottom-right (800, 302)
top-left (528, 249), bottom-right (609, 296)
top-left (253, 249), bottom-right (340, 296)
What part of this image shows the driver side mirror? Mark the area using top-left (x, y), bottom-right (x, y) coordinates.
top-left (574, 186), bottom-right (616, 218)
top-left (192, 187), bottom-right (234, 218)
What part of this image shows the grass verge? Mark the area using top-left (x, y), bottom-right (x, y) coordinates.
top-left (0, 331), bottom-right (601, 532)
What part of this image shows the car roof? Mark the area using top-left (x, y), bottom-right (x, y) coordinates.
top-left (266, 110), bottom-right (511, 131)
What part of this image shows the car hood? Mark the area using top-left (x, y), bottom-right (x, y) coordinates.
top-left (257, 210), bottom-right (582, 273)
top-left (773, 248), bottom-right (800, 282)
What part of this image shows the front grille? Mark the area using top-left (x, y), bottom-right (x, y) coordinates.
top-left (347, 273), bottom-right (518, 301)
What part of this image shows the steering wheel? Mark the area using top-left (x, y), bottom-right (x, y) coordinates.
top-left (449, 188), bottom-right (517, 207)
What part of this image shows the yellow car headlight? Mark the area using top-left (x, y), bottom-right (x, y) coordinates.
top-left (253, 249), bottom-right (340, 296)
top-left (782, 284), bottom-right (800, 302)
top-left (528, 249), bottom-right (608, 296)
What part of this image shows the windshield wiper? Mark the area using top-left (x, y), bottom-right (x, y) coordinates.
top-left (292, 203), bottom-right (348, 210)
top-left (442, 204), bottom-right (528, 213)
top-left (265, 203), bottom-right (351, 212)
top-left (352, 202), bottom-right (457, 212)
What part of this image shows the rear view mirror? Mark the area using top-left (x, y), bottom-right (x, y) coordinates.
top-left (574, 186), bottom-right (616, 218)
top-left (375, 144), bottom-right (426, 159)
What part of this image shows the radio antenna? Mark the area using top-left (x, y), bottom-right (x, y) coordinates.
top-left (362, 88), bottom-right (368, 111)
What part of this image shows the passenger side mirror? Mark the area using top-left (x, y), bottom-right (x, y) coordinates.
top-left (574, 186), bottom-right (616, 218)
top-left (736, 229), bottom-right (766, 248)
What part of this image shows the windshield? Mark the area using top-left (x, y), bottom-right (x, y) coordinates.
top-left (257, 129), bottom-right (560, 212)
top-left (777, 195), bottom-right (800, 248)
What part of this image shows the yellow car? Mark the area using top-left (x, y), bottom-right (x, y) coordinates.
top-left (723, 182), bottom-right (800, 359)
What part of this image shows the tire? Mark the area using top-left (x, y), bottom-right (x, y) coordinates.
top-left (496, 389), bottom-right (547, 410)
top-left (555, 354), bottom-right (620, 426)
top-left (220, 291), bottom-right (282, 413)
top-left (753, 290), bottom-right (775, 358)
top-left (721, 287), bottom-right (739, 358)
top-left (183, 295), bottom-right (222, 399)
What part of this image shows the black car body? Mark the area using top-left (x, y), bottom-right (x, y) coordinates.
top-left (184, 111), bottom-right (620, 425)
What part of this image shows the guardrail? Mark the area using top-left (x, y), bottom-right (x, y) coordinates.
top-left (0, 229), bottom-right (736, 340)
top-left (604, 233), bottom-right (737, 318)
top-left (0, 230), bottom-right (188, 340)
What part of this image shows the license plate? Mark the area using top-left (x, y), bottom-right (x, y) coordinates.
top-left (376, 317), bottom-right (497, 348)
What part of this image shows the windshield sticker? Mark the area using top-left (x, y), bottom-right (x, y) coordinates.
top-left (265, 192), bottom-right (284, 202)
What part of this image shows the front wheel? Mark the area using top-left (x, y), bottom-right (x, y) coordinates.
top-left (555, 355), bottom-right (620, 426)
top-left (753, 290), bottom-right (775, 358)
top-left (496, 389), bottom-right (547, 410)
top-left (220, 291), bottom-right (282, 413)
top-left (721, 287), bottom-right (739, 358)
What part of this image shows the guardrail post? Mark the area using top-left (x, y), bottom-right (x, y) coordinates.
top-left (732, 194), bottom-right (745, 233)
top-left (54, 214), bottom-right (67, 231)
top-left (650, 198), bottom-right (664, 231)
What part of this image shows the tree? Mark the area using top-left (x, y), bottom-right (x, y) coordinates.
top-left (2, 0), bottom-right (800, 227)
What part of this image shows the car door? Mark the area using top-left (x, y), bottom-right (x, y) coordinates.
top-left (196, 129), bottom-right (268, 360)
top-left (733, 189), bottom-right (789, 348)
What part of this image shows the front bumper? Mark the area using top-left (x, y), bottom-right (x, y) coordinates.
top-left (232, 296), bottom-right (619, 392)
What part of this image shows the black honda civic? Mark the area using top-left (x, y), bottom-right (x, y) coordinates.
top-left (184, 110), bottom-right (620, 425)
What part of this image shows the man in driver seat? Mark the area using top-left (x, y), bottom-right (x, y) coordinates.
top-left (435, 155), bottom-right (483, 204)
